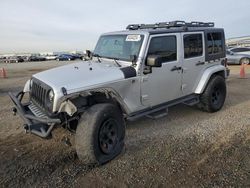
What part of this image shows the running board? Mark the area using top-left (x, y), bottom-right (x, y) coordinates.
top-left (127, 94), bottom-right (199, 121)
top-left (146, 108), bottom-right (168, 120)
top-left (182, 96), bottom-right (199, 106)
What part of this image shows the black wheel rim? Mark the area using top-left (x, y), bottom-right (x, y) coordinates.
top-left (99, 118), bottom-right (118, 154)
top-left (211, 86), bottom-right (221, 105)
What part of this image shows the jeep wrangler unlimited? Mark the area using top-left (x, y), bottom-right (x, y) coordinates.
top-left (9, 21), bottom-right (229, 165)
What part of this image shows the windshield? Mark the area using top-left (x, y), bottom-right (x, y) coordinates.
top-left (93, 34), bottom-right (144, 61)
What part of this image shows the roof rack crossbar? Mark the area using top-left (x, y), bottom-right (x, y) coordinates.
top-left (126, 21), bottom-right (215, 30)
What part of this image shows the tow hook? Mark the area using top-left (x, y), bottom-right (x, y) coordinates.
top-left (23, 124), bottom-right (29, 133)
top-left (12, 107), bottom-right (17, 116)
top-left (61, 135), bottom-right (72, 146)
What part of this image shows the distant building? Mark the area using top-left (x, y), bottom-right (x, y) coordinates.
top-left (70, 50), bottom-right (84, 55)
top-left (39, 52), bottom-right (54, 56)
top-left (226, 36), bottom-right (250, 48)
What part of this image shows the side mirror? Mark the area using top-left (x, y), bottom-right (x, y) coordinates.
top-left (85, 50), bottom-right (92, 58)
top-left (146, 55), bottom-right (163, 67)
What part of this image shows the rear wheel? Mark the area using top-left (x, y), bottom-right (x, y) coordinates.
top-left (240, 57), bottom-right (250, 65)
top-left (198, 75), bottom-right (226, 112)
top-left (75, 103), bottom-right (125, 165)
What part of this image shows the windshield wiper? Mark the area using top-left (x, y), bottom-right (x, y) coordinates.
top-left (92, 53), bottom-right (102, 63)
top-left (113, 58), bottom-right (122, 67)
top-left (101, 56), bottom-right (122, 67)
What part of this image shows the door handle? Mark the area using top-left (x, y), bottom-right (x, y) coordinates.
top-left (171, 66), bottom-right (182, 71)
top-left (196, 61), bottom-right (205, 66)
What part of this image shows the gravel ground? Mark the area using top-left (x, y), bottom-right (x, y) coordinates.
top-left (0, 61), bottom-right (249, 187)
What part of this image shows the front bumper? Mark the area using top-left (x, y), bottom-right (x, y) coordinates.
top-left (8, 91), bottom-right (61, 138)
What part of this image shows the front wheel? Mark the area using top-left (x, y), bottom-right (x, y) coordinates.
top-left (75, 103), bottom-right (125, 165)
top-left (198, 75), bottom-right (226, 112)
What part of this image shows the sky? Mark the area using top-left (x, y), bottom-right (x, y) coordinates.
top-left (0, 0), bottom-right (250, 54)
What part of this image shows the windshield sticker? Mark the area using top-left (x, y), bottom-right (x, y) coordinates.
top-left (126, 35), bottom-right (141, 42)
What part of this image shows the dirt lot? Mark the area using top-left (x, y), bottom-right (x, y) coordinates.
top-left (0, 61), bottom-right (250, 187)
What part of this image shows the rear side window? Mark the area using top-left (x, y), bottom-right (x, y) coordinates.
top-left (205, 30), bottom-right (225, 61)
top-left (148, 36), bottom-right (177, 62)
top-left (207, 32), bottom-right (223, 54)
top-left (184, 34), bottom-right (203, 58)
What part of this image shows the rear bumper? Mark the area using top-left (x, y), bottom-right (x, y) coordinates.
top-left (8, 91), bottom-right (61, 138)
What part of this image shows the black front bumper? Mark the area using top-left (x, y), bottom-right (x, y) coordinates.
top-left (8, 91), bottom-right (61, 138)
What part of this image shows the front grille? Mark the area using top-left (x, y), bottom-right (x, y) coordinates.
top-left (30, 79), bottom-right (48, 110)
top-left (28, 102), bottom-right (48, 118)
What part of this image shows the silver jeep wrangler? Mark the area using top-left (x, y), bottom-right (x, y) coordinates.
top-left (9, 21), bottom-right (229, 165)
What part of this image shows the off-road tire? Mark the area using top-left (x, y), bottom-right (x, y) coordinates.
top-left (75, 103), bottom-right (125, 165)
top-left (198, 75), bottom-right (226, 112)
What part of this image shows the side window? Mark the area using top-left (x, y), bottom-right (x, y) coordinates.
top-left (231, 48), bottom-right (250, 53)
top-left (231, 48), bottom-right (238, 52)
top-left (184, 34), bottom-right (203, 58)
top-left (148, 36), bottom-right (177, 63)
top-left (207, 32), bottom-right (223, 54)
top-left (242, 48), bottom-right (250, 52)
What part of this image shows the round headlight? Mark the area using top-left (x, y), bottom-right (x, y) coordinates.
top-left (48, 90), bottom-right (54, 102)
top-left (30, 79), bottom-right (33, 89)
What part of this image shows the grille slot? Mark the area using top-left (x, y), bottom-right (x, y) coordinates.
top-left (30, 80), bottom-right (48, 109)
top-left (28, 102), bottom-right (48, 118)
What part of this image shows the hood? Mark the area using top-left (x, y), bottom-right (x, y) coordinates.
top-left (33, 61), bottom-right (135, 94)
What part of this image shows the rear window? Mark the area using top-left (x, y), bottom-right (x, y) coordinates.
top-left (207, 32), bottom-right (223, 54)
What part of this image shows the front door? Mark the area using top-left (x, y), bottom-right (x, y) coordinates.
top-left (141, 33), bottom-right (183, 107)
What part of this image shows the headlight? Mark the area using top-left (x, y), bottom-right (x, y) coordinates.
top-left (48, 90), bottom-right (54, 102)
top-left (29, 79), bottom-right (33, 90)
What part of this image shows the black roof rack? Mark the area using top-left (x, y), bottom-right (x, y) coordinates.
top-left (126, 21), bottom-right (215, 30)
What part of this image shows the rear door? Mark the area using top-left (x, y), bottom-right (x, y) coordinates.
top-left (181, 32), bottom-right (206, 96)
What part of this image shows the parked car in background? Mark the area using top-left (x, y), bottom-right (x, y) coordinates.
top-left (28, 56), bottom-right (46, 62)
top-left (56, 54), bottom-right (80, 61)
top-left (45, 55), bottom-right (58, 60)
top-left (226, 50), bottom-right (250, 65)
top-left (4, 56), bottom-right (24, 63)
top-left (229, 47), bottom-right (250, 55)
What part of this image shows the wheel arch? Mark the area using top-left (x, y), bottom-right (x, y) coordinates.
top-left (239, 57), bottom-right (250, 65)
top-left (194, 65), bottom-right (226, 94)
top-left (58, 88), bottom-right (129, 116)
top-left (87, 90), bottom-right (129, 115)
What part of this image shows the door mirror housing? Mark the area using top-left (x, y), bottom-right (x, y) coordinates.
top-left (84, 50), bottom-right (93, 58)
top-left (146, 55), bottom-right (163, 67)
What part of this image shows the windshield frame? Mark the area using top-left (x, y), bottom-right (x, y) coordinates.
top-left (93, 34), bottom-right (145, 62)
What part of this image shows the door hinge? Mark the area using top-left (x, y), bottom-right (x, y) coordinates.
top-left (141, 95), bottom-right (149, 101)
top-left (142, 76), bottom-right (149, 82)
top-left (181, 84), bottom-right (187, 91)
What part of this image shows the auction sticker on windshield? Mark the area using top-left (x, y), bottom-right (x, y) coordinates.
top-left (126, 35), bottom-right (141, 42)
